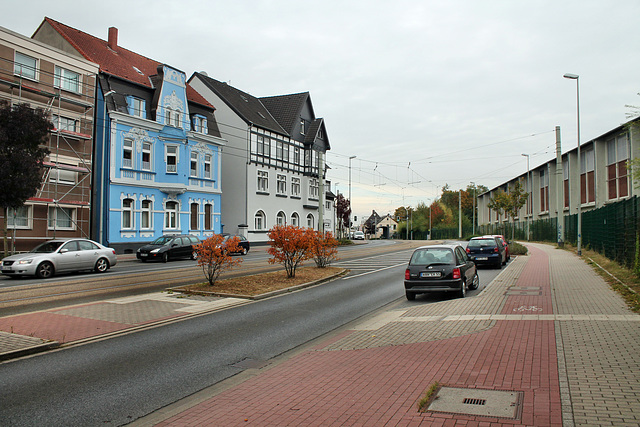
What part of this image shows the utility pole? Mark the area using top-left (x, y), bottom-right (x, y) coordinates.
top-left (555, 126), bottom-right (564, 247)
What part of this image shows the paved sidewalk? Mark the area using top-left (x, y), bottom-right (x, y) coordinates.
top-left (132, 243), bottom-right (640, 426)
top-left (0, 292), bottom-right (247, 360)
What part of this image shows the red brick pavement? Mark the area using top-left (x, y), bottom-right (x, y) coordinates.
top-left (156, 245), bottom-right (562, 426)
top-left (0, 311), bottom-right (130, 343)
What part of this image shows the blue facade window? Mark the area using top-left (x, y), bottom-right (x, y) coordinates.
top-left (127, 96), bottom-right (146, 118)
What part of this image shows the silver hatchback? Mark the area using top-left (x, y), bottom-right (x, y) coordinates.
top-left (1, 239), bottom-right (117, 279)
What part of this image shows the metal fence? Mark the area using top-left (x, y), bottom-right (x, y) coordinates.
top-left (404, 197), bottom-right (640, 271)
top-left (475, 196), bottom-right (640, 271)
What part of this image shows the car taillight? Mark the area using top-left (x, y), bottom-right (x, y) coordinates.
top-left (405, 269), bottom-right (411, 280)
top-left (493, 247), bottom-right (499, 253)
top-left (465, 247), bottom-right (470, 253)
top-left (452, 268), bottom-right (461, 279)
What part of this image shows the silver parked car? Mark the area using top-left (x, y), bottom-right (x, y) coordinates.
top-left (1, 239), bottom-right (117, 279)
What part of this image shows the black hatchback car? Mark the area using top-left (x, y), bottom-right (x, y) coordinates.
top-left (465, 236), bottom-right (506, 269)
top-left (221, 234), bottom-right (250, 255)
top-left (404, 244), bottom-right (479, 300)
top-left (136, 235), bottom-right (200, 262)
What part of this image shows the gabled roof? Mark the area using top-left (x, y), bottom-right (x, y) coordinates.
top-left (259, 92), bottom-right (310, 134)
top-left (305, 118), bottom-right (330, 150)
top-left (37, 17), bottom-right (213, 109)
top-left (193, 73), bottom-right (287, 135)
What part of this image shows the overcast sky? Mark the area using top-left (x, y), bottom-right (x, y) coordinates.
top-left (5, 1), bottom-right (639, 221)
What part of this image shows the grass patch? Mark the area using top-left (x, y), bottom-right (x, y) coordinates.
top-left (571, 245), bottom-right (640, 313)
top-left (417, 381), bottom-right (441, 412)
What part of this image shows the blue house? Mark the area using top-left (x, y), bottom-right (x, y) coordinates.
top-left (34, 19), bottom-right (225, 252)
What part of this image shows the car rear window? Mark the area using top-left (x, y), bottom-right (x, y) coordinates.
top-left (468, 239), bottom-right (497, 248)
top-left (410, 248), bottom-right (455, 265)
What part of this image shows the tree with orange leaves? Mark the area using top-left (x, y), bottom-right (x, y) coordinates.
top-left (195, 234), bottom-right (243, 286)
top-left (312, 231), bottom-right (339, 268)
top-left (267, 225), bottom-right (315, 278)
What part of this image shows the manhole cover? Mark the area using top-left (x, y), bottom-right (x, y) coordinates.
top-left (505, 290), bottom-right (542, 296)
top-left (426, 387), bottom-right (523, 419)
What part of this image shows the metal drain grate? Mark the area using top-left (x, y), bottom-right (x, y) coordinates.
top-left (463, 398), bottom-right (486, 406)
top-left (426, 387), bottom-right (523, 419)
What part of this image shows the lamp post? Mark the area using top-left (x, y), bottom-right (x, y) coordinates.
top-left (564, 73), bottom-right (581, 256)
top-left (348, 155), bottom-right (356, 236)
top-left (521, 153), bottom-right (530, 241)
top-left (470, 182), bottom-right (476, 235)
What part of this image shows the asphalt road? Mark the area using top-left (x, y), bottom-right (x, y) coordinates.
top-left (0, 240), bottom-right (505, 426)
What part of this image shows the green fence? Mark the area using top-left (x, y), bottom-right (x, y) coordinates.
top-left (565, 196), bottom-right (640, 270)
top-left (476, 196), bottom-right (640, 271)
top-left (404, 196), bottom-right (640, 271)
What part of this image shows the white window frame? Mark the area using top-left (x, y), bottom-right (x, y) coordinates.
top-left (276, 211), bottom-right (286, 226)
top-left (14, 52), bottom-right (38, 80)
top-left (165, 108), bottom-right (173, 126)
top-left (277, 174), bottom-right (287, 195)
top-left (309, 178), bottom-right (319, 199)
top-left (7, 205), bottom-right (32, 229)
top-left (48, 206), bottom-right (76, 230)
top-left (165, 145), bottom-right (178, 173)
top-left (254, 210), bottom-right (266, 230)
top-left (142, 142), bottom-right (152, 171)
top-left (204, 154), bottom-right (212, 179)
top-left (307, 213), bottom-right (314, 229)
top-left (165, 201), bottom-right (179, 229)
top-left (49, 164), bottom-right (77, 185)
top-left (123, 139), bottom-right (133, 169)
top-left (257, 170), bottom-right (269, 192)
top-left (130, 97), bottom-right (145, 118)
top-left (291, 212), bottom-right (299, 227)
top-left (122, 198), bottom-right (134, 229)
top-left (291, 177), bottom-right (300, 197)
top-left (141, 199), bottom-right (152, 229)
top-left (54, 66), bottom-right (81, 93)
top-left (52, 115), bottom-right (78, 133)
top-left (190, 151), bottom-right (199, 177)
top-left (294, 147), bottom-right (301, 165)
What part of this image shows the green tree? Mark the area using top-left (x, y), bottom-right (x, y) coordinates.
top-left (0, 102), bottom-right (52, 255)
top-left (487, 191), bottom-right (509, 235)
top-left (504, 181), bottom-right (529, 240)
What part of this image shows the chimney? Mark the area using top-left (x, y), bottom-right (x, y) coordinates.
top-left (107, 27), bottom-right (118, 49)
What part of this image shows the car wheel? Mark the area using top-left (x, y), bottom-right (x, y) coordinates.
top-left (162, 252), bottom-right (169, 263)
top-left (190, 250), bottom-right (198, 260)
top-left (94, 257), bottom-right (109, 273)
top-left (35, 261), bottom-right (54, 279)
top-left (458, 282), bottom-right (466, 298)
top-left (405, 291), bottom-right (416, 301)
top-left (469, 273), bottom-right (480, 290)
top-left (241, 247), bottom-right (248, 256)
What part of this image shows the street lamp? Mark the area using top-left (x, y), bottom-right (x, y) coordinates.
top-left (521, 153), bottom-right (530, 241)
top-left (564, 73), bottom-right (582, 256)
top-left (470, 182), bottom-right (476, 235)
top-left (348, 155), bottom-right (356, 236)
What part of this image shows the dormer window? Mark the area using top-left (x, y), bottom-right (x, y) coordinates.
top-left (128, 96), bottom-right (145, 118)
top-left (300, 118), bottom-right (305, 134)
top-left (192, 115), bottom-right (208, 134)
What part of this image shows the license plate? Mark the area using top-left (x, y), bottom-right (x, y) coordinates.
top-left (476, 257), bottom-right (488, 261)
top-left (140, 253), bottom-right (148, 257)
top-left (420, 272), bottom-right (441, 278)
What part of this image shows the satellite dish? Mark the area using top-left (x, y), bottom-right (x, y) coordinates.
top-left (200, 71), bottom-right (208, 77)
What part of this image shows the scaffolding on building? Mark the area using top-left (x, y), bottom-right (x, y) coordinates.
top-left (0, 55), bottom-right (96, 252)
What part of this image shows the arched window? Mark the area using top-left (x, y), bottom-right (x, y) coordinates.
top-left (254, 210), bottom-right (266, 230)
top-left (122, 198), bottom-right (134, 229)
top-left (190, 203), bottom-right (199, 230)
top-left (291, 212), bottom-right (299, 227)
top-left (306, 213), bottom-right (314, 229)
top-left (165, 201), bottom-right (178, 229)
top-left (276, 211), bottom-right (286, 226)
top-left (204, 203), bottom-right (212, 230)
top-left (141, 200), bottom-right (152, 229)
